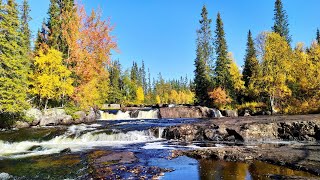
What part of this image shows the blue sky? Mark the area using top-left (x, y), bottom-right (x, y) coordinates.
top-left (19, 0), bottom-right (320, 80)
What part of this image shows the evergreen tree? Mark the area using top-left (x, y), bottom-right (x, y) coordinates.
top-left (0, 0), bottom-right (29, 115)
top-left (272, 0), bottom-right (291, 45)
top-left (214, 13), bottom-right (231, 91)
top-left (108, 60), bottom-right (122, 103)
top-left (316, 29), bottom-right (320, 45)
top-left (47, 0), bottom-right (74, 55)
top-left (242, 30), bottom-right (259, 88)
top-left (20, 0), bottom-right (31, 53)
top-left (141, 60), bottom-right (147, 94)
top-left (194, 5), bottom-right (213, 105)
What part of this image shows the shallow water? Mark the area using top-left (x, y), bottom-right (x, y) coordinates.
top-left (0, 119), bottom-right (318, 179)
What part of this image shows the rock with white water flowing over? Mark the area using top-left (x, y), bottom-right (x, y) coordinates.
top-left (0, 173), bottom-right (11, 180)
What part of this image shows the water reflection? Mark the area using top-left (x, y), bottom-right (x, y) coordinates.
top-left (199, 159), bottom-right (316, 180)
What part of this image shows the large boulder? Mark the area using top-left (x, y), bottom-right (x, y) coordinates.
top-left (40, 108), bottom-right (73, 126)
top-left (86, 108), bottom-right (97, 123)
top-left (40, 117), bottom-right (60, 126)
top-left (25, 108), bottom-right (43, 126)
top-left (74, 111), bottom-right (87, 124)
top-left (60, 115), bottom-right (73, 125)
top-left (222, 110), bottom-right (238, 117)
top-left (14, 121), bottom-right (30, 129)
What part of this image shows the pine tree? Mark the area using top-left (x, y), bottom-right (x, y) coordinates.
top-left (214, 12), bottom-right (231, 92)
top-left (316, 29), bottom-right (320, 45)
top-left (194, 5), bottom-right (213, 105)
top-left (272, 0), bottom-right (291, 45)
top-left (0, 0), bottom-right (29, 115)
top-left (242, 30), bottom-right (259, 88)
top-left (141, 60), bottom-right (147, 94)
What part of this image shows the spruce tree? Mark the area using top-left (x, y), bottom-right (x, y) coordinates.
top-left (242, 30), bottom-right (259, 88)
top-left (317, 29), bottom-right (320, 45)
top-left (108, 60), bottom-right (122, 103)
top-left (272, 0), bottom-right (291, 45)
top-left (214, 12), bottom-right (231, 91)
top-left (20, 0), bottom-right (31, 53)
top-left (47, 0), bottom-right (74, 55)
top-left (0, 0), bottom-right (29, 116)
top-left (194, 5), bottom-right (213, 105)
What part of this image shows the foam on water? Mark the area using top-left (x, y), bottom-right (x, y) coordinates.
top-left (99, 109), bottom-right (160, 120)
top-left (0, 124), bottom-right (161, 159)
top-left (0, 173), bottom-right (11, 180)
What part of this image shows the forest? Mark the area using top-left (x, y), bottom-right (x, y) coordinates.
top-left (0, 0), bottom-right (320, 124)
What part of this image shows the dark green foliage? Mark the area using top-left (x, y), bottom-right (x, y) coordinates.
top-left (47, 0), bottom-right (74, 55)
top-left (194, 5), bottom-right (213, 105)
top-left (20, 0), bottom-right (31, 53)
top-left (214, 13), bottom-right (231, 91)
top-left (34, 19), bottom-right (49, 51)
top-left (272, 0), bottom-right (291, 45)
top-left (317, 29), bottom-right (320, 45)
top-left (242, 30), bottom-right (259, 88)
top-left (108, 60), bottom-right (123, 104)
top-left (0, 0), bottom-right (29, 115)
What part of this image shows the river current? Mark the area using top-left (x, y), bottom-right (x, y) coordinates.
top-left (0, 119), bottom-right (316, 179)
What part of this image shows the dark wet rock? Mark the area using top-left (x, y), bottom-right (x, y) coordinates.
top-left (28, 145), bottom-right (44, 151)
top-left (268, 174), bottom-right (319, 180)
top-left (163, 115), bottom-right (320, 142)
top-left (60, 148), bottom-right (72, 154)
top-left (175, 143), bottom-right (320, 176)
top-left (14, 121), bottom-right (30, 129)
top-left (88, 150), bottom-right (171, 179)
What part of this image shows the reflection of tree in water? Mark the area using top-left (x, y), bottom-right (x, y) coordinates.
top-left (249, 161), bottom-right (315, 180)
top-left (199, 159), bottom-right (248, 180)
top-left (198, 160), bottom-right (315, 180)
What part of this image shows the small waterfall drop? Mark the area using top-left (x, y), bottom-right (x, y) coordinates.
top-left (212, 109), bottom-right (223, 118)
top-left (99, 109), bottom-right (160, 120)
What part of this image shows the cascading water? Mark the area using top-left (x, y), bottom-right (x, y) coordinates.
top-left (0, 124), bottom-right (162, 159)
top-left (99, 109), bottom-right (160, 120)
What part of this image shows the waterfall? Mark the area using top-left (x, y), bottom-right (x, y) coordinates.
top-left (137, 109), bottom-right (159, 119)
top-left (99, 109), bottom-right (159, 120)
top-left (100, 110), bottom-right (131, 120)
top-left (212, 109), bottom-right (223, 118)
top-left (0, 124), bottom-right (161, 159)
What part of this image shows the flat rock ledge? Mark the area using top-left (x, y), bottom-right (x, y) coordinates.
top-left (163, 114), bottom-right (320, 142)
top-left (171, 144), bottom-right (320, 177)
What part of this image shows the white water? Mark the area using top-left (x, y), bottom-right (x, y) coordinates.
top-left (213, 109), bottom-right (223, 118)
top-left (99, 109), bottom-right (159, 120)
top-left (0, 124), bottom-right (162, 159)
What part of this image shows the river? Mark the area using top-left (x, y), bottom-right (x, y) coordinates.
top-left (0, 118), bottom-right (317, 179)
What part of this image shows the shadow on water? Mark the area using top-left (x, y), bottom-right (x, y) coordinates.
top-left (198, 159), bottom-right (317, 180)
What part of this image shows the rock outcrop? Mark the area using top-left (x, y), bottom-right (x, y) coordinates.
top-left (159, 106), bottom-right (221, 119)
top-left (163, 115), bottom-right (320, 142)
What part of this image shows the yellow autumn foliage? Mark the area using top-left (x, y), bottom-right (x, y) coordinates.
top-left (30, 48), bottom-right (74, 108)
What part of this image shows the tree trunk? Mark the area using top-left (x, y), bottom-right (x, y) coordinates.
top-left (44, 99), bottom-right (48, 110)
top-left (269, 95), bottom-right (275, 114)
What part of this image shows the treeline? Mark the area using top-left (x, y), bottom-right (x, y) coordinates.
top-left (108, 60), bottom-right (194, 106)
top-left (0, 0), bottom-right (194, 124)
top-left (0, 0), bottom-right (119, 123)
top-left (195, 0), bottom-right (320, 114)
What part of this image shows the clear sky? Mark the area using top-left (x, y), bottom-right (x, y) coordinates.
top-left (19, 0), bottom-right (320, 80)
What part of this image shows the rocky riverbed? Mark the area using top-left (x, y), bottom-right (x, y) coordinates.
top-left (162, 114), bottom-right (320, 177)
